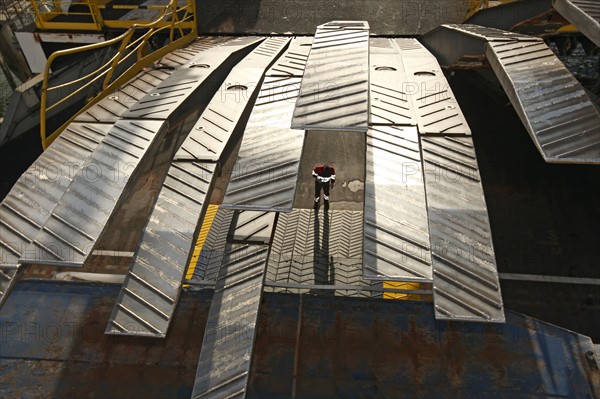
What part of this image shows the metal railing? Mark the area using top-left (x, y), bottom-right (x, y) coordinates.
top-left (29, 0), bottom-right (196, 31)
top-left (40, 0), bottom-right (196, 149)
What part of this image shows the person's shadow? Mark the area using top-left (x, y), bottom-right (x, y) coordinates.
top-left (311, 203), bottom-right (335, 295)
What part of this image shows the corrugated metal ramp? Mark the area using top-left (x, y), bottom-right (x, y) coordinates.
top-left (420, 24), bottom-right (600, 164)
top-left (106, 38), bottom-right (290, 338)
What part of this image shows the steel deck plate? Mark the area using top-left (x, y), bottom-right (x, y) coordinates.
top-left (192, 208), bottom-right (275, 398)
top-left (266, 36), bottom-right (312, 77)
top-left (396, 38), bottom-right (471, 135)
top-left (230, 210), bottom-right (276, 244)
top-left (175, 37), bottom-right (291, 161)
top-left (19, 120), bottom-right (167, 266)
top-left (123, 37), bottom-right (264, 120)
top-left (106, 162), bottom-right (215, 337)
top-left (222, 76), bottom-right (305, 211)
top-left (291, 21), bottom-right (370, 131)
top-left (363, 126), bottom-right (432, 281)
top-left (266, 209), bottom-right (382, 298)
top-left (0, 123), bottom-right (114, 306)
top-left (369, 38), bottom-right (417, 126)
top-left (421, 136), bottom-right (504, 323)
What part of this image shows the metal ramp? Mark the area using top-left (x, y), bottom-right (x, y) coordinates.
top-left (553, 0), bottom-right (600, 47)
top-left (222, 37), bottom-right (311, 211)
top-left (420, 24), bottom-right (600, 164)
top-left (291, 21), bottom-right (370, 131)
top-left (191, 211), bottom-right (276, 398)
top-left (106, 37), bottom-right (290, 338)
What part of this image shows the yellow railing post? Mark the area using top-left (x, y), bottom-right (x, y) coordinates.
top-left (39, 0), bottom-right (197, 149)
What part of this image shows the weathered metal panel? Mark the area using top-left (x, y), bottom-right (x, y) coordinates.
top-left (175, 37), bottom-right (291, 161)
top-left (291, 21), bottom-right (370, 131)
top-left (192, 227), bottom-right (273, 399)
top-left (106, 162), bottom-right (215, 337)
top-left (222, 76), bottom-right (304, 211)
top-left (363, 126), bottom-right (432, 281)
top-left (421, 136), bottom-right (504, 323)
top-left (0, 281), bottom-right (213, 398)
top-left (230, 211), bottom-right (277, 244)
top-left (19, 120), bottom-right (167, 266)
top-left (369, 38), bottom-right (416, 126)
top-left (123, 37), bottom-right (264, 120)
top-left (485, 39), bottom-right (600, 163)
top-left (266, 209), bottom-right (382, 298)
top-left (192, 208), bottom-right (235, 282)
top-left (396, 38), bottom-right (471, 135)
top-left (553, 0), bottom-right (600, 47)
top-left (249, 293), bottom-right (599, 399)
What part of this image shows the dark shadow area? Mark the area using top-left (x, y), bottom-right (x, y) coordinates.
top-left (310, 206), bottom-right (334, 295)
top-left (448, 69), bottom-right (600, 342)
top-left (0, 281), bottom-right (212, 398)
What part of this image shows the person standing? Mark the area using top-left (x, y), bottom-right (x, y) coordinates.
top-left (313, 164), bottom-right (335, 204)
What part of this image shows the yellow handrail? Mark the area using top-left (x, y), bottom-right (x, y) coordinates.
top-left (40, 0), bottom-right (197, 149)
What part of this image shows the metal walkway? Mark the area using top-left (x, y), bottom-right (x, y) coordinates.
top-left (106, 37), bottom-right (290, 337)
top-left (221, 37), bottom-right (312, 211)
top-left (420, 24), bottom-right (600, 164)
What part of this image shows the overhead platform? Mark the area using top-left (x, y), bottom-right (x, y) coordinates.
top-left (420, 24), bottom-right (600, 164)
top-left (553, 0), bottom-right (600, 47)
top-left (106, 37), bottom-right (290, 338)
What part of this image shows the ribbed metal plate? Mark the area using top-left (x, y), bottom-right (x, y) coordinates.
top-left (363, 126), bottom-right (432, 281)
top-left (123, 37), bottom-right (264, 120)
top-left (553, 0), bottom-right (600, 47)
top-left (485, 40), bottom-right (600, 163)
top-left (75, 68), bottom-right (175, 123)
top-left (267, 36), bottom-right (312, 77)
top-left (291, 21), bottom-right (370, 131)
top-left (222, 76), bottom-right (304, 211)
top-left (175, 38), bottom-right (291, 161)
top-left (438, 24), bottom-right (537, 42)
top-left (1, 123), bottom-right (112, 268)
top-left (156, 36), bottom-right (235, 69)
top-left (106, 162), bottom-right (215, 337)
top-left (421, 136), bottom-right (504, 323)
top-left (19, 120), bottom-right (166, 266)
top-left (369, 38), bottom-right (416, 126)
top-left (396, 38), bottom-right (471, 135)
top-left (230, 210), bottom-right (276, 244)
top-left (266, 209), bottom-right (380, 298)
top-left (0, 123), bottom-right (112, 307)
top-left (192, 215), bottom-right (273, 399)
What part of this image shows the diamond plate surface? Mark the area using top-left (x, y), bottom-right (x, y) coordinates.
top-left (363, 126), bottom-right (432, 281)
top-left (106, 162), bottom-right (215, 337)
top-left (222, 76), bottom-right (304, 211)
top-left (123, 37), bottom-right (264, 120)
top-left (421, 136), bottom-right (504, 323)
top-left (19, 120), bottom-right (167, 266)
top-left (291, 21), bottom-right (370, 131)
top-left (553, 0), bottom-right (600, 47)
top-left (485, 40), bottom-right (600, 163)
top-left (175, 37), bottom-right (291, 161)
top-left (369, 38), bottom-right (416, 126)
top-left (396, 38), bottom-right (471, 135)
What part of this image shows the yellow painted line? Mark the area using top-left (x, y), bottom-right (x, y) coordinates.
top-left (383, 281), bottom-right (422, 301)
top-left (557, 24), bottom-right (579, 33)
top-left (184, 204), bottom-right (219, 280)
